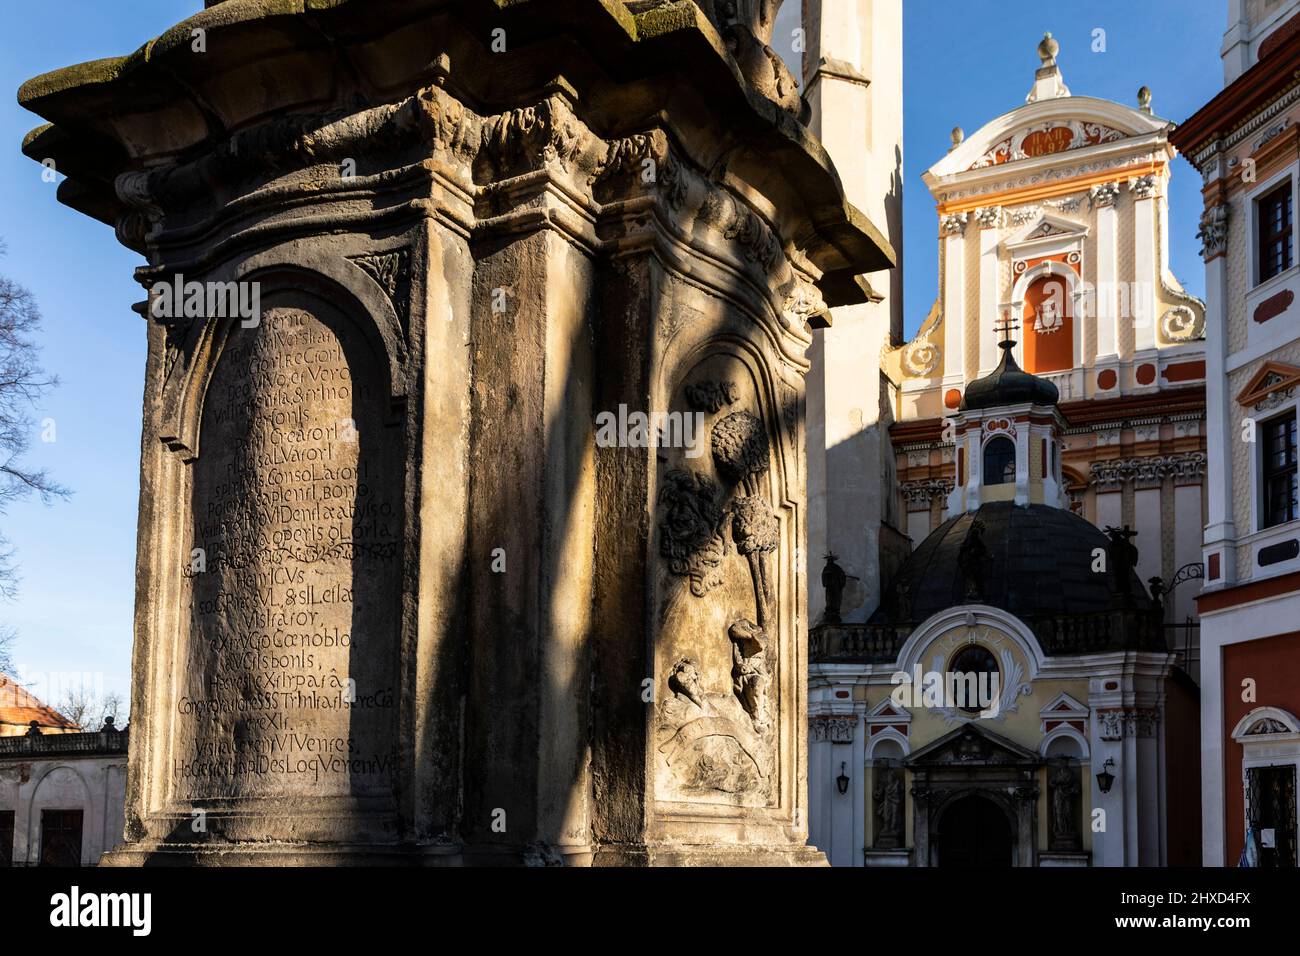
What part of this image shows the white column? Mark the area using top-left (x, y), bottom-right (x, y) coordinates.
top-left (942, 216), bottom-right (967, 391)
top-left (851, 709), bottom-right (866, 867)
top-left (964, 425), bottom-right (982, 511)
top-left (1096, 483), bottom-right (1123, 531)
top-left (1014, 423), bottom-right (1031, 506)
top-left (1173, 477), bottom-right (1204, 635)
top-left (808, 717), bottom-right (831, 853)
top-left (906, 501), bottom-right (931, 547)
top-left (1094, 191), bottom-right (1120, 360)
top-left (978, 209), bottom-right (1001, 374)
top-left (1134, 480), bottom-right (1162, 587)
top-left (1133, 182), bottom-right (1158, 353)
top-left (1202, 211), bottom-right (1237, 584)
top-left (829, 719), bottom-right (858, 866)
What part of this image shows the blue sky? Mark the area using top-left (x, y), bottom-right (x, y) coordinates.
top-left (0, 1), bottom-right (1228, 710)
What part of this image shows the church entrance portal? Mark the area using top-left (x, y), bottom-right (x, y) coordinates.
top-left (936, 795), bottom-right (1013, 867)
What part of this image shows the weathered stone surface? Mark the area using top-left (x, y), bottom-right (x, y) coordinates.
top-left (20, 0), bottom-right (891, 865)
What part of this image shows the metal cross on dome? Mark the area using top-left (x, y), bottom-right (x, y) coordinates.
top-left (993, 311), bottom-right (1020, 346)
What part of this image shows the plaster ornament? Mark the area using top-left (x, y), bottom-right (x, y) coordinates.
top-left (1159, 305), bottom-right (1204, 342)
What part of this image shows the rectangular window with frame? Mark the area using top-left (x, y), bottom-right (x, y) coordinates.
top-left (39, 809), bottom-right (83, 867)
top-left (1262, 410), bottom-right (1298, 529)
top-left (1258, 182), bottom-right (1294, 284)
top-left (1248, 765), bottom-right (1298, 868)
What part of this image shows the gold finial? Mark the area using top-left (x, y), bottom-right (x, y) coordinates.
top-left (1038, 31), bottom-right (1059, 66)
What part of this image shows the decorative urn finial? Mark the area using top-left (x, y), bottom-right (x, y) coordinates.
top-left (951, 126), bottom-right (965, 150)
top-left (1137, 85), bottom-right (1152, 113)
top-left (1038, 32), bottom-right (1059, 66)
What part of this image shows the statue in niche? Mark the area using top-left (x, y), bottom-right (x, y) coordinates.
top-left (1049, 758), bottom-right (1081, 850)
top-left (727, 619), bottom-right (770, 734)
top-left (821, 553), bottom-right (847, 624)
top-left (873, 762), bottom-right (904, 849)
top-left (957, 519), bottom-right (990, 601)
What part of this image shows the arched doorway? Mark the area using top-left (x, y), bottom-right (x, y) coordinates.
top-left (937, 795), bottom-right (1013, 868)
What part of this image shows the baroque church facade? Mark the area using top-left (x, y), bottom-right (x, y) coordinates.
top-left (807, 31), bottom-right (1207, 866)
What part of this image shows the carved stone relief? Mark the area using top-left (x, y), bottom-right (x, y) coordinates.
top-left (655, 357), bottom-right (784, 806)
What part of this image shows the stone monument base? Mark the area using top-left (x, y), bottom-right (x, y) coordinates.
top-left (103, 842), bottom-right (826, 867)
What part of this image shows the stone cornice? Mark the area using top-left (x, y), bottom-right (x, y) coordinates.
top-left (17, 0), bottom-right (893, 309)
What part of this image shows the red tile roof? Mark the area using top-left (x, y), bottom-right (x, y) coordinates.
top-left (0, 673), bottom-right (80, 736)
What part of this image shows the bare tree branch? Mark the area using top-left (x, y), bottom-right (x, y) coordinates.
top-left (0, 240), bottom-right (70, 604)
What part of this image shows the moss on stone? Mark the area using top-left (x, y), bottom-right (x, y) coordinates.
top-left (16, 57), bottom-right (128, 105)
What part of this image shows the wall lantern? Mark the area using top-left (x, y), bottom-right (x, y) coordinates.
top-left (836, 762), bottom-right (850, 795)
top-left (1096, 757), bottom-right (1116, 794)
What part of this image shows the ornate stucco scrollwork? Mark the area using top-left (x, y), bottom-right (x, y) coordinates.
top-left (1090, 453), bottom-right (1207, 490)
top-left (1089, 182), bottom-right (1121, 208)
top-left (481, 96), bottom-right (588, 176)
top-left (780, 274), bottom-right (827, 329)
top-left (1129, 174), bottom-right (1158, 200)
top-left (974, 205), bottom-right (1003, 229)
top-left (1159, 305), bottom-right (1204, 342)
top-left (901, 303), bottom-right (944, 378)
top-left (900, 478), bottom-right (954, 506)
top-left (595, 130), bottom-right (689, 209)
top-left (1198, 204), bottom-right (1229, 261)
top-left (940, 212), bottom-right (969, 236)
top-left (349, 248), bottom-right (413, 334)
top-left (658, 469), bottom-right (729, 597)
top-left (1098, 708), bottom-right (1160, 740)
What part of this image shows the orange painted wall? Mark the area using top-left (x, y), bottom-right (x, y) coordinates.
top-left (1023, 275), bottom-right (1073, 373)
top-left (1222, 631), bottom-right (1300, 865)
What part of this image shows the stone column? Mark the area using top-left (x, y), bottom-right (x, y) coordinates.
top-left (1131, 176), bottom-right (1159, 354)
top-left (942, 214), bottom-right (969, 395)
top-left (977, 207), bottom-right (1002, 375)
top-left (19, 0), bottom-right (890, 866)
top-left (1092, 183), bottom-right (1121, 363)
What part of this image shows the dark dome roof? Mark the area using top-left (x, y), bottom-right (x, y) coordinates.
top-left (874, 502), bottom-right (1154, 625)
top-left (960, 340), bottom-right (1058, 411)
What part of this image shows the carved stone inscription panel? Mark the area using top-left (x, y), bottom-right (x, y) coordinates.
top-left (175, 299), bottom-right (401, 803)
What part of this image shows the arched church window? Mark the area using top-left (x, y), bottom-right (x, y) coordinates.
top-left (948, 645), bottom-right (999, 714)
top-left (983, 436), bottom-right (1016, 486)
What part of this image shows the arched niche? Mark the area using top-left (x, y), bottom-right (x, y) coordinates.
top-left (171, 279), bottom-right (405, 821)
top-left (651, 333), bottom-right (795, 813)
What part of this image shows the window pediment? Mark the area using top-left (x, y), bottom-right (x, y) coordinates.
top-left (1236, 361), bottom-right (1300, 409)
